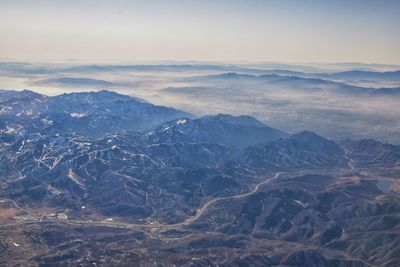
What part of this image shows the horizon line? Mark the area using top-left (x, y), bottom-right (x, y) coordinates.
top-left (1, 59), bottom-right (400, 67)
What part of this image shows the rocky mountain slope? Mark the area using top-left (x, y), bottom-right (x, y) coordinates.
top-left (0, 90), bottom-right (191, 137)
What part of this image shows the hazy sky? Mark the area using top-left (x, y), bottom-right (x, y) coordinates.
top-left (1, 0), bottom-right (399, 64)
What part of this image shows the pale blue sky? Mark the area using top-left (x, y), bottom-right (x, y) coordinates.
top-left (0, 0), bottom-right (399, 63)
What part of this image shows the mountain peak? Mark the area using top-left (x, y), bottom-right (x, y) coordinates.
top-left (146, 114), bottom-right (287, 148)
top-left (292, 130), bottom-right (321, 139)
top-left (0, 89), bottom-right (46, 102)
top-left (290, 130), bottom-right (335, 143)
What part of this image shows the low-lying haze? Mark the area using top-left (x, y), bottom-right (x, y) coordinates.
top-left (1, 62), bottom-right (399, 144)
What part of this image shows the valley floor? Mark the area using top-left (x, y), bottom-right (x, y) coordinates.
top-left (1, 168), bottom-right (398, 267)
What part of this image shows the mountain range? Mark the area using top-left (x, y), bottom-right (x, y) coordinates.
top-left (0, 90), bottom-right (398, 266)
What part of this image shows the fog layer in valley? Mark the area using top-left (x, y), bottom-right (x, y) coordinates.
top-left (1, 61), bottom-right (399, 144)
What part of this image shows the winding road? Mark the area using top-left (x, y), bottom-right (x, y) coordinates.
top-left (0, 172), bottom-right (284, 230)
top-left (179, 171), bottom-right (283, 226)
